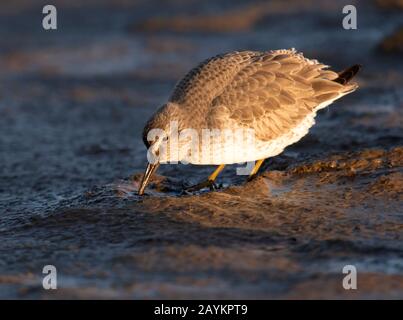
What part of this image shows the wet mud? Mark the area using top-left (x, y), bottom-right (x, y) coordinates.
top-left (0, 0), bottom-right (402, 298)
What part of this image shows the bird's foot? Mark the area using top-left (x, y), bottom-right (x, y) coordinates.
top-left (246, 174), bottom-right (258, 183)
top-left (183, 179), bottom-right (219, 193)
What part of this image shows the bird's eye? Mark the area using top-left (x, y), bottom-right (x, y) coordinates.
top-left (163, 136), bottom-right (169, 142)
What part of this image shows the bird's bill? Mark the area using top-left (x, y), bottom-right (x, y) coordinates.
top-left (138, 162), bottom-right (160, 195)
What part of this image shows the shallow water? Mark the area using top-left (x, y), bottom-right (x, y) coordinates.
top-left (0, 0), bottom-right (402, 299)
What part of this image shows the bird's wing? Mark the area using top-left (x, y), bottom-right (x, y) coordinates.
top-left (208, 49), bottom-right (358, 141)
top-left (169, 51), bottom-right (261, 108)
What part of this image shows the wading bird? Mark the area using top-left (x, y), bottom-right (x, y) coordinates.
top-left (138, 49), bottom-right (360, 195)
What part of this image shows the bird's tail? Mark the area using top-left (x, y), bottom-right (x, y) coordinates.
top-left (334, 64), bottom-right (361, 85)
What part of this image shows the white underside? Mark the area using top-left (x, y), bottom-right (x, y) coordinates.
top-left (190, 112), bottom-right (317, 164)
top-left (158, 95), bottom-right (344, 165)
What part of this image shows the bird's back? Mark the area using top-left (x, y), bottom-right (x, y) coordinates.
top-left (169, 51), bottom-right (261, 112)
top-left (169, 49), bottom-right (359, 140)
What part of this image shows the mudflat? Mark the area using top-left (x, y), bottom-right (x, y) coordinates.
top-left (0, 0), bottom-right (402, 299)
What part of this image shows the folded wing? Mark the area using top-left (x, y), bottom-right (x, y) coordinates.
top-left (208, 49), bottom-right (358, 141)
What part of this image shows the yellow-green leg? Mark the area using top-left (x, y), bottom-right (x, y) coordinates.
top-left (247, 159), bottom-right (265, 182)
top-left (185, 164), bottom-right (225, 191)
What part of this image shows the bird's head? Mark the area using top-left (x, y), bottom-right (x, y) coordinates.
top-left (138, 103), bottom-right (180, 195)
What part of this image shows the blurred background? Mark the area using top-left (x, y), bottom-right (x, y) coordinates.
top-left (0, 0), bottom-right (402, 299)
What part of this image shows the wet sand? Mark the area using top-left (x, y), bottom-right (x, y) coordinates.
top-left (0, 0), bottom-right (402, 299)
